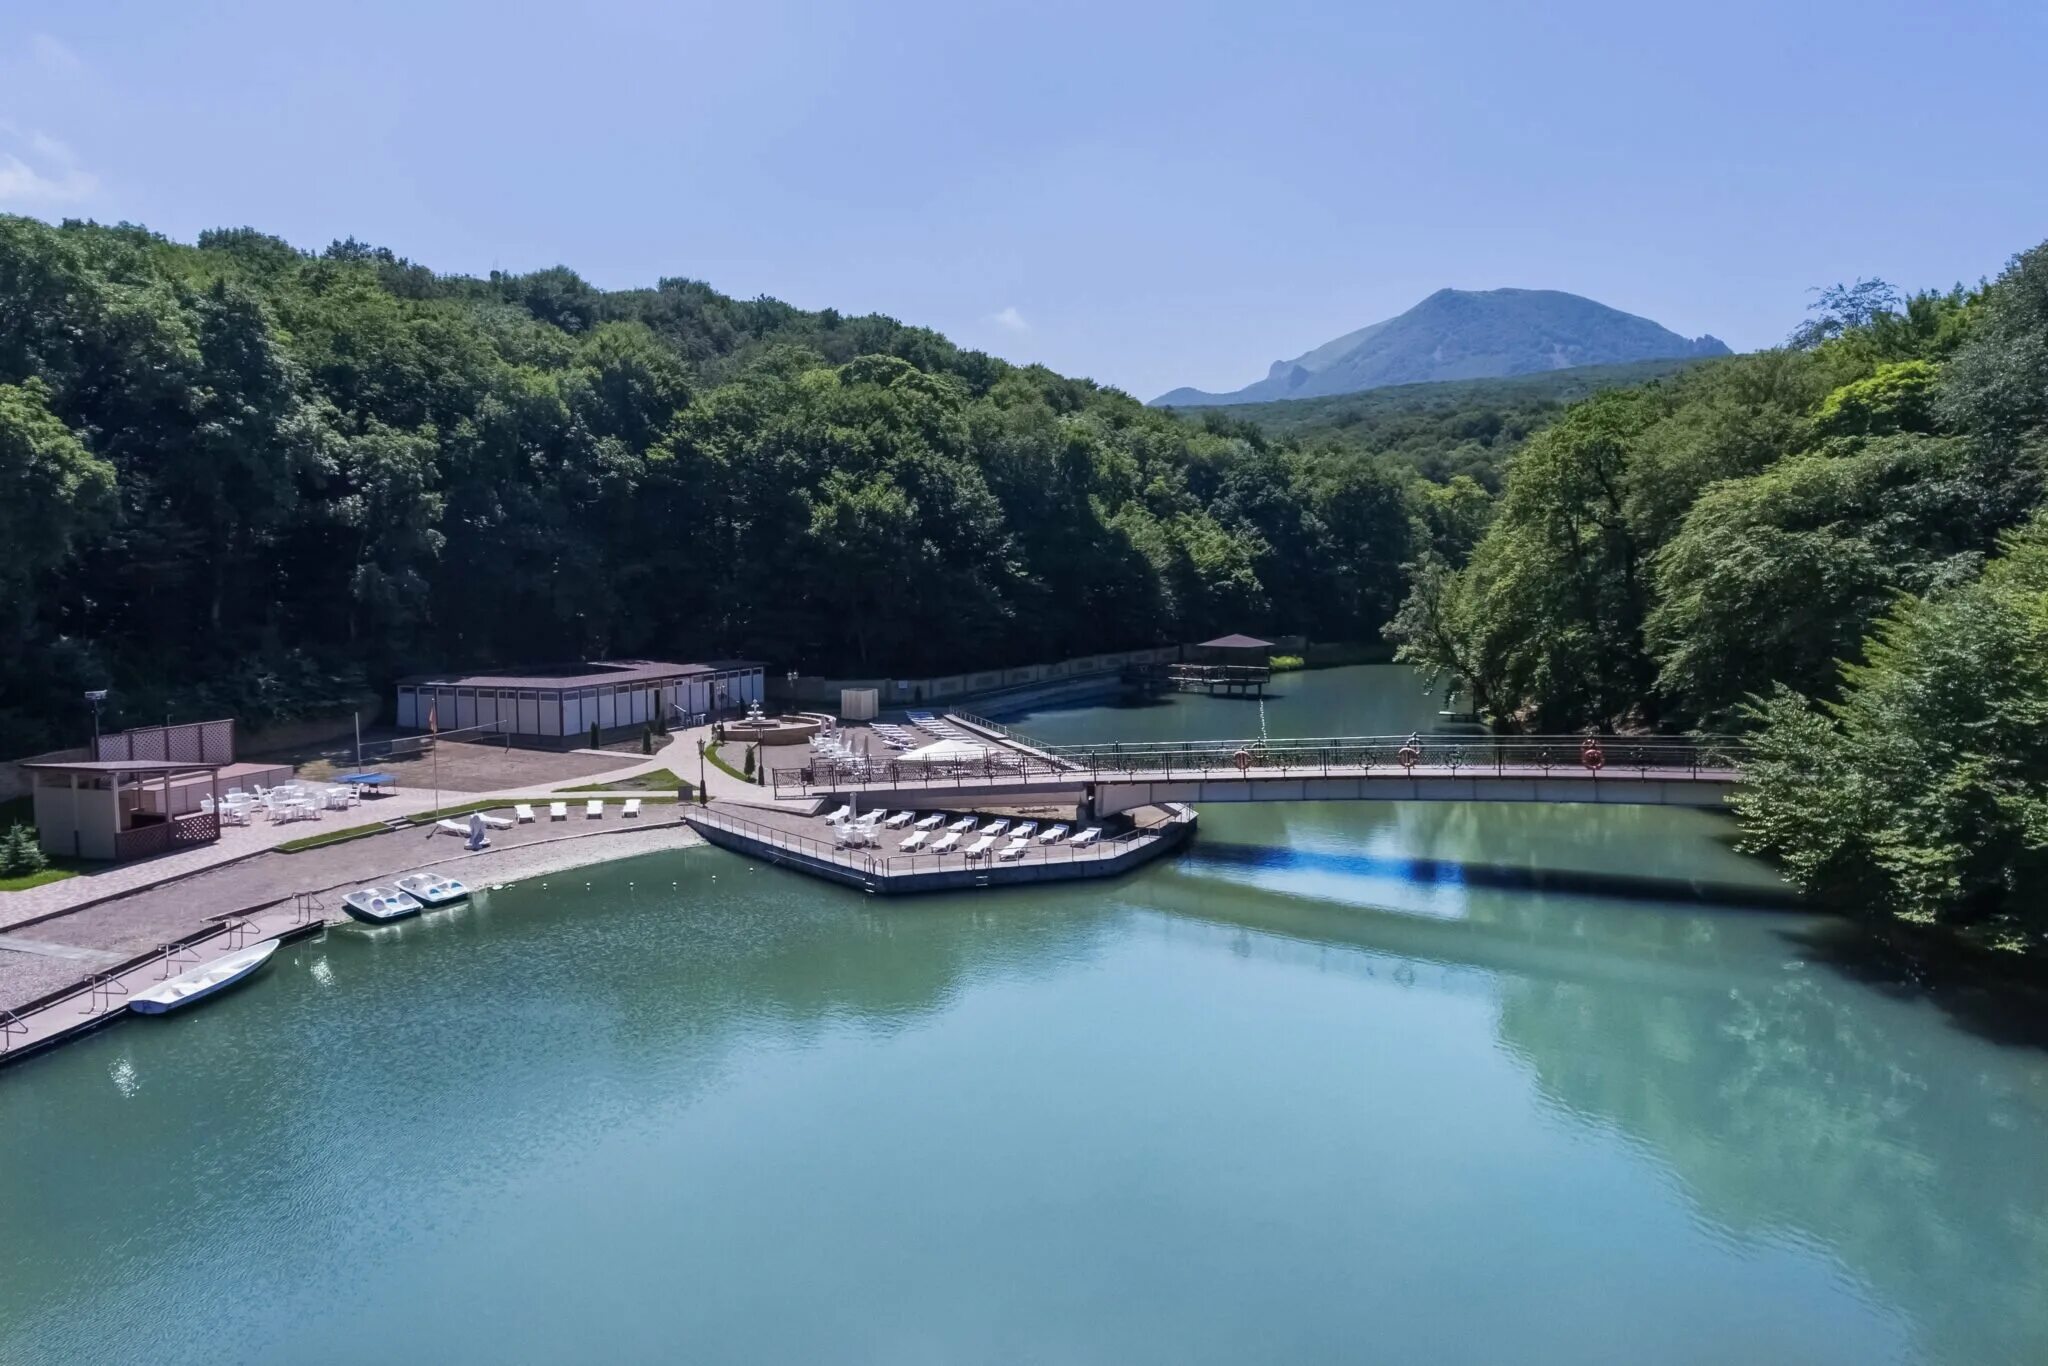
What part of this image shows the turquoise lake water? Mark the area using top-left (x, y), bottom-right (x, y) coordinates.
top-left (3, 665), bottom-right (2044, 1364)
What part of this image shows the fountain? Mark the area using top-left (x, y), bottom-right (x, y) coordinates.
top-left (719, 697), bottom-right (821, 745)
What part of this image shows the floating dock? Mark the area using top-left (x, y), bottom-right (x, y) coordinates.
top-left (682, 802), bottom-right (1196, 896)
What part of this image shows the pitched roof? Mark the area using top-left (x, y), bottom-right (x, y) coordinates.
top-left (1196, 633), bottom-right (1274, 650)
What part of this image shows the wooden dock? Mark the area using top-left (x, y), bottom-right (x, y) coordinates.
top-left (1164, 663), bottom-right (1270, 697)
top-left (1, 901), bottom-right (326, 1069)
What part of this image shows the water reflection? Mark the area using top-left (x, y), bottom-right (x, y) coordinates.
top-left (2, 667), bottom-right (2042, 1364)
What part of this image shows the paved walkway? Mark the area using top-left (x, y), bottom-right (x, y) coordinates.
top-left (0, 721), bottom-right (800, 929)
top-left (0, 817), bottom-right (707, 1021)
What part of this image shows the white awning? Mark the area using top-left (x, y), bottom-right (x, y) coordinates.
top-left (900, 739), bottom-right (990, 762)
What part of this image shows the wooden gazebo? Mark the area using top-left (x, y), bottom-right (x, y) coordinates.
top-left (22, 759), bottom-right (225, 862)
top-left (1169, 634), bottom-right (1274, 697)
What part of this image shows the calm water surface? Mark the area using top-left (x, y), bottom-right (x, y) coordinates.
top-left (4, 666), bottom-right (2045, 1364)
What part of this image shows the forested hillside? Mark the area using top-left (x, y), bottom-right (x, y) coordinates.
top-left (1167, 358), bottom-right (1708, 487)
top-left (1387, 258), bottom-right (2048, 941)
top-left (0, 215), bottom-right (1417, 754)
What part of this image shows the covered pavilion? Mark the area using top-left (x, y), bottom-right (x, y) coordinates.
top-left (21, 759), bottom-right (227, 863)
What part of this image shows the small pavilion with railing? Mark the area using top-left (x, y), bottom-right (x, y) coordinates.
top-left (23, 758), bottom-right (227, 862)
top-left (1167, 633), bottom-right (1275, 697)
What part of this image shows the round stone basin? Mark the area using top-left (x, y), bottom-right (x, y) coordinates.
top-left (720, 716), bottom-right (821, 745)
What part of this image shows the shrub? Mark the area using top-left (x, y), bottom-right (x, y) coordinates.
top-left (0, 823), bottom-right (48, 877)
top-left (743, 745), bottom-right (757, 780)
top-left (589, 721), bottom-right (600, 749)
top-left (641, 723), bottom-right (653, 755)
top-left (1269, 654), bottom-right (1306, 671)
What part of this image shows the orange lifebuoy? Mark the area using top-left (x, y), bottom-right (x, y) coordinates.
top-left (1398, 744), bottom-right (1421, 770)
top-left (1580, 738), bottom-right (1605, 771)
top-left (1233, 748), bottom-right (1252, 773)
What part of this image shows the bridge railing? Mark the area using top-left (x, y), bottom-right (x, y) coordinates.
top-left (774, 733), bottom-right (1749, 797)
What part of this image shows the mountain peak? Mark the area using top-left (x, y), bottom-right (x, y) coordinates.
top-left (1154, 289), bottom-right (1729, 407)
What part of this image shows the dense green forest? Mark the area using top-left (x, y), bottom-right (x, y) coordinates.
top-left (1164, 358), bottom-right (1708, 486)
top-left (9, 209), bottom-right (2046, 941)
top-left (0, 214), bottom-right (1419, 756)
top-left (1385, 255), bottom-right (2048, 943)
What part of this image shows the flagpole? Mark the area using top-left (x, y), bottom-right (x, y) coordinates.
top-left (429, 699), bottom-right (440, 816)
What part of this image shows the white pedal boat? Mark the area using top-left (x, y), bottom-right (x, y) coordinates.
top-left (395, 873), bottom-right (471, 907)
top-left (342, 886), bottom-right (425, 924)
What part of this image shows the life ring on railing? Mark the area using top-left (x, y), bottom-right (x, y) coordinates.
top-left (1398, 744), bottom-right (1421, 771)
top-left (1233, 748), bottom-right (1253, 773)
top-left (1580, 738), bottom-right (1605, 771)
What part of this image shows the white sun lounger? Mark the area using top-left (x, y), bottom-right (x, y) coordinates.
top-left (1012, 820), bottom-right (1037, 839)
top-left (998, 838), bottom-right (1029, 861)
top-left (1037, 824), bottom-right (1068, 844)
top-left (585, 800), bottom-right (604, 819)
top-left (964, 834), bottom-right (997, 859)
top-left (984, 819), bottom-right (1010, 837)
top-left (480, 813), bottom-right (514, 829)
top-left (947, 816), bottom-right (977, 834)
top-left (515, 804), bottom-right (536, 823)
top-left (823, 805), bottom-right (851, 825)
top-left (1070, 827), bottom-right (1102, 848)
top-left (900, 830), bottom-right (929, 851)
top-left (885, 811), bottom-right (915, 829)
top-left (623, 798), bottom-right (641, 818)
top-left (914, 813), bottom-right (944, 830)
top-left (549, 801), bottom-right (568, 821)
top-left (930, 832), bottom-right (962, 854)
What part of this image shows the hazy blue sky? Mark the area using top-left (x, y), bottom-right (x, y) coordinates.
top-left (3, 0), bottom-right (2043, 399)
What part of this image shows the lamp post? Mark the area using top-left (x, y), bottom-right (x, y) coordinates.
top-left (84, 690), bottom-right (108, 754)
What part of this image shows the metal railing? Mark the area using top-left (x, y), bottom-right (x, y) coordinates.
top-left (776, 731), bottom-right (1748, 797)
top-left (687, 804), bottom-right (1179, 881)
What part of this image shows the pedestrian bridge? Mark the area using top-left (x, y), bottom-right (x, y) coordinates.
top-left (775, 718), bottom-right (1747, 815)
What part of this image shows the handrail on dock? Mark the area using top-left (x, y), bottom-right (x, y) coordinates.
top-left (0, 1009), bottom-right (25, 1053)
top-left (155, 940), bottom-right (202, 979)
top-left (81, 972), bottom-right (130, 1015)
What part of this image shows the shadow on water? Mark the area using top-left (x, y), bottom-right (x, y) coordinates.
top-left (1777, 918), bottom-right (2048, 1052)
top-left (1189, 840), bottom-right (1806, 910)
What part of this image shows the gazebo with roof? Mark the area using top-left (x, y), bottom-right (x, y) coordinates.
top-left (1168, 633), bottom-right (1275, 697)
top-left (21, 758), bottom-right (227, 862)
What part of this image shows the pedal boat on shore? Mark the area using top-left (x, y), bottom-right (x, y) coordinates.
top-left (342, 886), bottom-right (425, 924)
top-left (395, 873), bottom-right (470, 908)
top-left (128, 940), bottom-right (279, 1015)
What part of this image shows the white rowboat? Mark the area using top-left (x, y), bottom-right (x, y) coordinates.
top-left (129, 941), bottom-right (279, 1015)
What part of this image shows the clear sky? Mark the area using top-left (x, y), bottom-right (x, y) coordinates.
top-left (3, 0), bottom-right (2044, 400)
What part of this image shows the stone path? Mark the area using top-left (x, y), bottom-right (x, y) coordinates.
top-left (0, 720), bottom-right (805, 929)
top-left (0, 817), bottom-right (707, 1021)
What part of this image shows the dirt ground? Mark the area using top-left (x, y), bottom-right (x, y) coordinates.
top-left (291, 740), bottom-right (631, 792)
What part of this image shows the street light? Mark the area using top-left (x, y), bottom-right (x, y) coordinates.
top-left (84, 690), bottom-right (108, 752)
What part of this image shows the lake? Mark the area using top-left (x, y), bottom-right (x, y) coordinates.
top-left (3, 665), bottom-right (2044, 1364)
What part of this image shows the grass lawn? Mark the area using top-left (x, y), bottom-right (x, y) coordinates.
top-left (0, 865), bottom-right (80, 893)
top-left (562, 767), bottom-right (690, 794)
top-left (704, 743), bottom-right (760, 785)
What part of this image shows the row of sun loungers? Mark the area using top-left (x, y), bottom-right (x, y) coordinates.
top-left (506, 798), bottom-right (641, 823)
top-left (823, 801), bottom-right (1101, 860)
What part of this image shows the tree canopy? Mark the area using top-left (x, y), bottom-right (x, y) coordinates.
top-left (0, 214), bottom-right (1415, 754)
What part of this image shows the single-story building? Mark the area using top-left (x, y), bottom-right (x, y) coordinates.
top-left (395, 660), bottom-right (765, 748)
